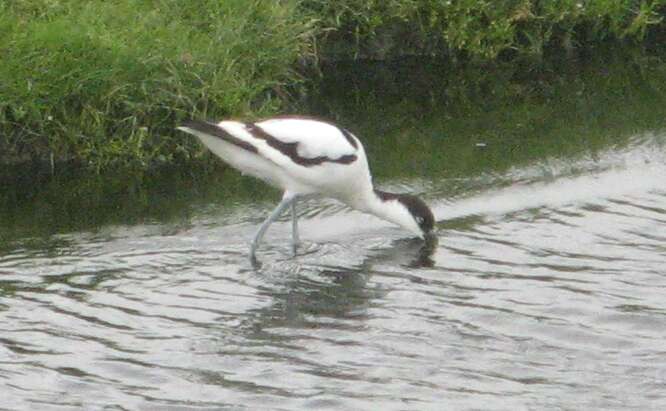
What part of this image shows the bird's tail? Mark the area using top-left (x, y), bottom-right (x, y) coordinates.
top-left (177, 120), bottom-right (258, 154)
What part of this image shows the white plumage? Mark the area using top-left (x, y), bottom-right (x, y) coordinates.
top-left (178, 116), bottom-right (434, 262)
top-left (259, 118), bottom-right (356, 159)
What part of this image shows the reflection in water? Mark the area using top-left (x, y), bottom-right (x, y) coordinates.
top-left (239, 233), bottom-right (436, 343)
top-left (366, 236), bottom-right (438, 269)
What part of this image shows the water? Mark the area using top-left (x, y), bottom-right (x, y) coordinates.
top-left (2, 59), bottom-right (666, 410)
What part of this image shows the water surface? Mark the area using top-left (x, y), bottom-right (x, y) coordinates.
top-left (1, 58), bottom-right (666, 410)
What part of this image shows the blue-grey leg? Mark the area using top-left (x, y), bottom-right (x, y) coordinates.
top-left (250, 195), bottom-right (295, 262)
top-left (291, 199), bottom-right (300, 253)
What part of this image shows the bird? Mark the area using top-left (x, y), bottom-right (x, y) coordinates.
top-left (177, 115), bottom-right (435, 262)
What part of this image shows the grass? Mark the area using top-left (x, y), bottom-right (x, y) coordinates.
top-left (0, 0), bottom-right (664, 172)
top-left (0, 0), bottom-right (315, 170)
top-left (301, 0), bottom-right (666, 61)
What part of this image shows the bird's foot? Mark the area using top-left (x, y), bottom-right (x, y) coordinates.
top-left (291, 240), bottom-right (300, 257)
top-left (250, 255), bottom-right (262, 269)
top-left (249, 242), bottom-right (261, 268)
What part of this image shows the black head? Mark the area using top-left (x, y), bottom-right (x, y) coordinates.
top-left (398, 194), bottom-right (435, 235)
top-left (375, 190), bottom-right (435, 236)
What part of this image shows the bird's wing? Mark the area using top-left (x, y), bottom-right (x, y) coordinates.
top-left (253, 117), bottom-right (359, 165)
top-left (179, 118), bottom-right (360, 169)
top-left (178, 120), bottom-right (258, 154)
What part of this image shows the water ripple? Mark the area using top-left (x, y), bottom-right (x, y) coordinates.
top-left (2, 134), bottom-right (666, 409)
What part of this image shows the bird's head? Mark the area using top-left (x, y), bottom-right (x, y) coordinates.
top-left (396, 193), bottom-right (436, 239)
top-left (374, 190), bottom-right (435, 240)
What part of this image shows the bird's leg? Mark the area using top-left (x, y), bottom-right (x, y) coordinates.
top-left (250, 195), bottom-right (295, 262)
top-left (291, 198), bottom-right (300, 254)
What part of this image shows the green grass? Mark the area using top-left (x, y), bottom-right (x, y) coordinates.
top-left (0, 0), bottom-right (314, 170)
top-left (301, 0), bottom-right (666, 61)
top-left (0, 0), bottom-right (664, 172)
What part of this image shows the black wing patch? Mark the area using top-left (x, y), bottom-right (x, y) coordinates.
top-left (180, 119), bottom-right (358, 167)
top-left (340, 128), bottom-right (359, 149)
top-left (245, 122), bottom-right (357, 167)
top-left (268, 115), bottom-right (359, 150)
top-left (180, 120), bottom-right (258, 154)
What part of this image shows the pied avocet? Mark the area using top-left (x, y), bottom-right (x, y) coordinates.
top-left (177, 116), bottom-right (435, 262)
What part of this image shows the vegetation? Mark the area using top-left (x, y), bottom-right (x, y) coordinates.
top-left (0, 0), bottom-right (665, 171)
top-left (0, 0), bottom-right (314, 170)
top-left (303, 0), bottom-right (666, 61)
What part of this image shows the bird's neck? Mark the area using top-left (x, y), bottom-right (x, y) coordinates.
top-left (349, 189), bottom-right (421, 235)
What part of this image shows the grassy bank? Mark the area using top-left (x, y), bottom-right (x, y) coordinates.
top-left (1, 0), bottom-right (665, 171)
top-left (0, 0), bottom-right (314, 170)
